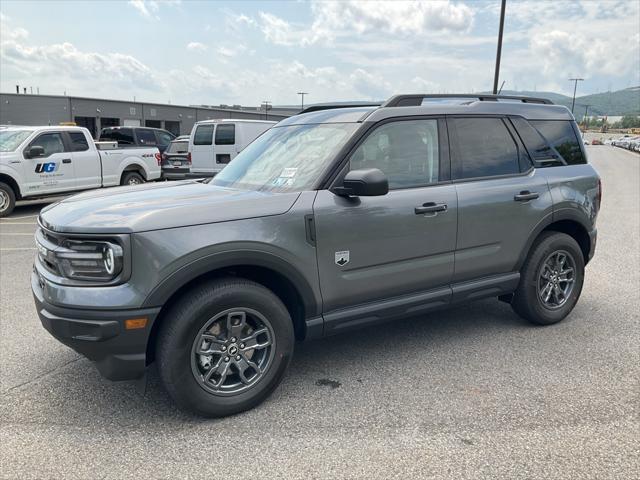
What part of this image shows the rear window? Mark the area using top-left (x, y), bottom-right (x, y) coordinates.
top-left (136, 129), bottom-right (157, 146)
top-left (100, 128), bottom-right (135, 146)
top-left (166, 141), bottom-right (188, 154)
top-left (529, 120), bottom-right (586, 165)
top-left (215, 124), bottom-right (235, 145)
top-left (68, 131), bottom-right (89, 152)
top-left (194, 124), bottom-right (214, 145)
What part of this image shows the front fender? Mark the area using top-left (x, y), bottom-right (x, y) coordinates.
top-left (142, 248), bottom-right (320, 317)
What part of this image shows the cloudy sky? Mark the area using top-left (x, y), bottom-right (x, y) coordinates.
top-left (1, 0), bottom-right (639, 107)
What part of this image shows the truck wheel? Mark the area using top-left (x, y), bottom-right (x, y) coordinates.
top-left (156, 278), bottom-right (294, 417)
top-left (121, 172), bottom-right (145, 186)
top-left (512, 231), bottom-right (585, 325)
top-left (0, 182), bottom-right (16, 218)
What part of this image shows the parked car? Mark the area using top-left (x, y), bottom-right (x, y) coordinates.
top-left (32, 94), bottom-right (601, 417)
top-left (99, 126), bottom-right (176, 153)
top-left (188, 119), bottom-right (275, 177)
top-left (161, 136), bottom-right (191, 180)
top-left (0, 126), bottom-right (161, 217)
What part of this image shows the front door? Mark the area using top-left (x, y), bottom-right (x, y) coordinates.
top-left (22, 131), bottom-right (76, 196)
top-left (313, 118), bottom-right (457, 319)
top-left (447, 116), bottom-right (553, 282)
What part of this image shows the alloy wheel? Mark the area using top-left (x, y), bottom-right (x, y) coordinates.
top-left (537, 249), bottom-right (576, 309)
top-left (191, 308), bottom-right (275, 396)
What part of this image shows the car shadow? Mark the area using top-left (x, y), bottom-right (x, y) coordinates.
top-left (1, 297), bottom-right (543, 429)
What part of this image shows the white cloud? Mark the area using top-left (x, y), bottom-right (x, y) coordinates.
top-left (128, 0), bottom-right (181, 19)
top-left (186, 42), bottom-right (207, 52)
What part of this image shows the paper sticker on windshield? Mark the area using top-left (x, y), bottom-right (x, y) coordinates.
top-left (280, 167), bottom-right (298, 178)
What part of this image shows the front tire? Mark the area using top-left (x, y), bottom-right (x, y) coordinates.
top-left (156, 278), bottom-right (294, 417)
top-left (0, 182), bottom-right (16, 218)
top-left (512, 232), bottom-right (585, 325)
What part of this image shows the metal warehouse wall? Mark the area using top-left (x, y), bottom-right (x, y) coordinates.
top-left (0, 93), bottom-right (289, 137)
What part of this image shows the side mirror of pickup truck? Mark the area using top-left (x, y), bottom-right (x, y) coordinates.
top-left (26, 146), bottom-right (45, 158)
top-left (332, 168), bottom-right (389, 197)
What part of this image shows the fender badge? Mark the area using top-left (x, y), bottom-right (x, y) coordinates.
top-left (335, 251), bottom-right (350, 267)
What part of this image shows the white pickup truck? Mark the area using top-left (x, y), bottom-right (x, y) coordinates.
top-left (0, 126), bottom-right (161, 217)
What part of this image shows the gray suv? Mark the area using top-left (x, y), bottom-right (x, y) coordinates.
top-left (32, 94), bottom-right (601, 417)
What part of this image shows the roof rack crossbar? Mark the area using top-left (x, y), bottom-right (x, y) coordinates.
top-left (299, 103), bottom-right (381, 114)
top-left (382, 94), bottom-right (553, 107)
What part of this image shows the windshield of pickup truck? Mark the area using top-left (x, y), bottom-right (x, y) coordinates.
top-left (0, 130), bottom-right (31, 152)
top-left (212, 123), bottom-right (359, 192)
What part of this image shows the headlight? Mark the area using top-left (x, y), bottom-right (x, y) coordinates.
top-left (56, 240), bottom-right (124, 281)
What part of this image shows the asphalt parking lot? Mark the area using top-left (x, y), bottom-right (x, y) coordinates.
top-left (0, 146), bottom-right (638, 479)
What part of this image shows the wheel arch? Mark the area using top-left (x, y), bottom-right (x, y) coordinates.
top-left (119, 161), bottom-right (148, 182)
top-left (517, 212), bottom-right (592, 270)
top-left (0, 173), bottom-right (22, 200)
top-left (144, 252), bottom-right (321, 363)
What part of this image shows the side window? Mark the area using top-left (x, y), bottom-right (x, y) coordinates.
top-left (350, 119), bottom-right (440, 189)
top-left (194, 125), bottom-right (214, 145)
top-left (30, 133), bottom-right (66, 157)
top-left (529, 120), bottom-right (586, 165)
top-left (136, 129), bottom-right (157, 146)
top-left (215, 124), bottom-right (236, 145)
top-left (510, 117), bottom-right (561, 167)
top-left (450, 118), bottom-right (519, 179)
top-left (100, 128), bottom-right (135, 146)
top-left (68, 132), bottom-right (89, 152)
top-left (156, 131), bottom-right (174, 146)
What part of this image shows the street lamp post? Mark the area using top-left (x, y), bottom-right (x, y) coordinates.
top-left (492, 0), bottom-right (507, 95)
top-left (261, 101), bottom-right (272, 120)
top-left (568, 78), bottom-right (584, 114)
top-left (297, 92), bottom-right (308, 111)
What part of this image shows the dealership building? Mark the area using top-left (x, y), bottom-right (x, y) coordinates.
top-left (0, 93), bottom-right (295, 138)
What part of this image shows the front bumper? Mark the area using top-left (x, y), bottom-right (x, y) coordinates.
top-left (32, 270), bottom-right (160, 381)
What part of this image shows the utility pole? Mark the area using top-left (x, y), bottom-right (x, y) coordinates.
top-left (492, 0), bottom-right (506, 94)
top-left (583, 104), bottom-right (590, 128)
top-left (568, 78), bottom-right (584, 114)
top-left (297, 92), bottom-right (308, 110)
top-left (261, 101), bottom-right (272, 120)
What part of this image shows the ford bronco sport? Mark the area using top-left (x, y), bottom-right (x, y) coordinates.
top-left (32, 94), bottom-right (601, 417)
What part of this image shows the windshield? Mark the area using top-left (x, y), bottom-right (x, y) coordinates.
top-left (212, 123), bottom-right (359, 192)
top-left (0, 130), bottom-right (31, 152)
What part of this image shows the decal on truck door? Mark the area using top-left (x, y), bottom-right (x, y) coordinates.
top-left (34, 163), bottom-right (59, 173)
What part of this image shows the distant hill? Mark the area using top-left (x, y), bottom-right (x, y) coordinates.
top-left (290, 87), bottom-right (639, 118)
top-left (478, 87), bottom-right (639, 117)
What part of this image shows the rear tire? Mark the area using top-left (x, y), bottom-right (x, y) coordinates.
top-left (0, 182), bottom-right (16, 218)
top-left (121, 172), bottom-right (145, 186)
top-left (512, 231), bottom-right (585, 325)
top-left (156, 278), bottom-right (294, 417)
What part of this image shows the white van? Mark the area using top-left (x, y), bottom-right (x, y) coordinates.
top-left (188, 119), bottom-right (276, 176)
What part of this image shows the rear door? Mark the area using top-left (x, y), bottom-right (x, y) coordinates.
top-left (22, 131), bottom-right (76, 195)
top-left (448, 116), bottom-right (553, 284)
top-left (190, 123), bottom-right (215, 175)
top-left (213, 123), bottom-right (236, 172)
top-left (313, 118), bottom-right (457, 321)
top-left (66, 130), bottom-right (101, 189)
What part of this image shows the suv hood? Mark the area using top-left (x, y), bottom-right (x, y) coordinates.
top-left (39, 181), bottom-right (301, 233)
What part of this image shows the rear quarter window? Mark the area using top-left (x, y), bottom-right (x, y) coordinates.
top-left (529, 120), bottom-right (586, 165)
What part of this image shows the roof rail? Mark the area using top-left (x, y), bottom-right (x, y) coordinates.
top-left (299, 103), bottom-right (381, 114)
top-left (382, 94), bottom-right (553, 107)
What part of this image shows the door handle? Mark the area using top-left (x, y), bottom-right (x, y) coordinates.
top-left (514, 191), bottom-right (539, 201)
top-left (415, 202), bottom-right (447, 215)
top-left (62, 158), bottom-right (72, 164)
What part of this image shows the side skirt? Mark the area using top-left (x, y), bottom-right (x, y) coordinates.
top-left (308, 272), bottom-right (520, 338)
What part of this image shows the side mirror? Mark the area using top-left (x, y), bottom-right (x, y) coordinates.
top-left (333, 168), bottom-right (389, 197)
top-left (27, 146), bottom-right (45, 158)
